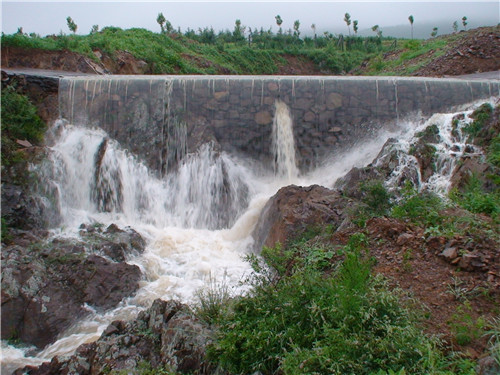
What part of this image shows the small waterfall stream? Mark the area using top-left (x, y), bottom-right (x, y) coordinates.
top-left (272, 100), bottom-right (299, 182)
top-left (1, 98), bottom-right (395, 372)
top-left (1, 73), bottom-right (497, 373)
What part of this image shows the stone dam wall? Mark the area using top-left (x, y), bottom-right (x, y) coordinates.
top-left (14, 72), bottom-right (500, 174)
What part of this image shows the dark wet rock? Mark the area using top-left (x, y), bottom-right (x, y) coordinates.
top-left (252, 184), bottom-right (349, 251)
top-left (1, 224), bottom-right (144, 348)
top-left (409, 142), bottom-right (437, 182)
top-left (78, 223), bottom-right (146, 262)
top-left (407, 124), bottom-right (442, 183)
top-left (17, 299), bottom-right (214, 375)
top-left (415, 124), bottom-right (441, 144)
top-left (476, 355), bottom-right (500, 375)
top-left (334, 166), bottom-right (384, 200)
top-left (1, 183), bottom-right (48, 232)
top-left (335, 137), bottom-right (419, 199)
top-left (450, 156), bottom-right (499, 193)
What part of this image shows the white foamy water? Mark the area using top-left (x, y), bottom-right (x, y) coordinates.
top-left (272, 100), bottom-right (299, 182)
top-left (381, 99), bottom-right (497, 196)
top-left (2, 98), bottom-right (496, 373)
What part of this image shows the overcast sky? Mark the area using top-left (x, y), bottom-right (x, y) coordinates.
top-left (2, 1), bottom-right (499, 37)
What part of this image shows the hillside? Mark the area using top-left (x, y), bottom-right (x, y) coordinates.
top-left (1, 26), bottom-right (499, 76)
top-left (354, 26), bottom-right (500, 77)
top-left (1, 24), bottom-right (500, 375)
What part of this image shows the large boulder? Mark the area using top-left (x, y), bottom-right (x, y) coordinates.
top-left (1, 224), bottom-right (144, 349)
top-left (252, 184), bottom-right (349, 251)
top-left (16, 299), bottom-right (214, 375)
top-left (1, 183), bottom-right (48, 231)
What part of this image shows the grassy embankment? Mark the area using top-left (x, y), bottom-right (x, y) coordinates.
top-left (1, 26), bottom-right (445, 75)
top-left (3, 25), bottom-right (490, 76)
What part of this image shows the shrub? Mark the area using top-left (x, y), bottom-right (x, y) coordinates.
top-left (1, 86), bottom-right (46, 168)
top-left (391, 183), bottom-right (444, 227)
top-left (210, 235), bottom-right (444, 375)
top-left (195, 274), bottom-right (233, 326)
top-left (487, 134), bottom-right (500, 169)
top-left (450, 175), bottom-right (499, 218)
top-left (360, 180), bottom-right (393, 216)
top-left (463, 103), bottom-right (493, 138)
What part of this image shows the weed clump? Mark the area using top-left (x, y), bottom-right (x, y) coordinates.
top-left (209, 234), bottom-right (446, 375)
top-left (1, 86), bottom-right (46, 169)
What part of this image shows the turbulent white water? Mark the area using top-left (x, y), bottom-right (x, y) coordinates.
top-left (381, 99), bottom-right (497, 196)
top-left (2, 98), bottom-right (496, 373)
top-left (272, 100), bottom-right (299, 182)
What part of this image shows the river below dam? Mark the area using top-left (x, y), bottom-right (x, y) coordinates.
top-left (1, 73), bottom-right (498, 373)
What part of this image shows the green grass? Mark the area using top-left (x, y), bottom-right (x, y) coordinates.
top-left (1, 27), bottom-right (392, 75)
top-left (364, 38), bottom-right (449, 76)
top-left (1, 86), bottom-right (46, 169)
top-left (208, 232), bottom-right (479, 374)
top-left (450, 176), bottom-right (500, 218)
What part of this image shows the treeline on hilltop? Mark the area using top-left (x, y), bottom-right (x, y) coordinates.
top-left (1, 13), bottom-right (475, 75)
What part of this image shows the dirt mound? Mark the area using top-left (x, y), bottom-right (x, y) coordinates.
top-left (2, 46), bottom-right (105, 74)
top-left (351, 26), bottom-right (499, 77)
top-left (329, 214), bottom-right (499, 357)
top-left (1, 46), bottom-right (150, 75)
top-left (414, 27), bottom-right (500, 77)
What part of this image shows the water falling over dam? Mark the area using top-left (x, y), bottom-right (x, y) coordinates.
top-left (1, 73), bottom-right (498, 372)
top-left (59, 75), bottom-right (498, 174)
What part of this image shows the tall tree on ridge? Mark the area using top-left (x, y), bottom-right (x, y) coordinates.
top-left (275, 15), bottom-right (283, 34)
top-left (66, 16), bottom-right (77, 34)
top-left (408, 15), bottom-right (414, 39)
top-left (156, 12), bottom-right (166, 33)
top-left (344, 13), bottom-right (351, 36)
top-left (293, 20), bottom-right (300, 38)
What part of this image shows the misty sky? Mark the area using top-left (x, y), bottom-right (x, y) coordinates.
top-left (1, 1), bottom-right (499, 38)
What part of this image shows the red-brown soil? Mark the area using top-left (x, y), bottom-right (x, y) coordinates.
top-left (2, 26), bottom-right (498, 77)
top-left (414, 27), bottom-right (500, 77)
top-left (327, 215), bottom-right (499, 359)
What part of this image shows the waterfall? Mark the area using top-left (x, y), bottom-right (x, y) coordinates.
top-left (272, 100), bottom-right (299, 182)
top-left (379, 100), bottom-right (495, 195)
top-left (2, 73), bottom-right (497, 373)
top-left (38, 122), bottom-right (252, 231)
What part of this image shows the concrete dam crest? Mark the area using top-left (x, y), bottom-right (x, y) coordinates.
top-left (57, 75), bottom-right (499, 175)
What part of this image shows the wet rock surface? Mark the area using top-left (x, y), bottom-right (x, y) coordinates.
top-left (1, 224), bottom-right (144, 349)
top-left (1, 183), bottom-right (49, 231)
top-left (15, 299), bottom-right (214, 375)
top-left (252, 184), bottom-right (349, 250)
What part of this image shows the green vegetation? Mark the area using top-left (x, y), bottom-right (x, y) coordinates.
top-left (1, 23), bottom-right (391, 75)
top-left (360, 180), bottom-right (393, 217)
top-left (463, 103), bottom-right (493, 138)
top-left (4, 20), bottom-right (492, 76)
top-left (1, 86), bottom-right (46, 170)
top-left (391, 184), bottom-right (444, 227)
top-left (364, 37), bottom-right (448, 75)
top-left (1, 86), bottom-right (47, 240)
top-left (450, 176), bottom-right (500, 218)
top-left (195, 273), bottom-right (232, 325)
top-left (206, 231), bottom-right (482, 374)
top-left (448, 301), bottom-right (487, 346)
top-left (450, 103), bottom-right (500, 219)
